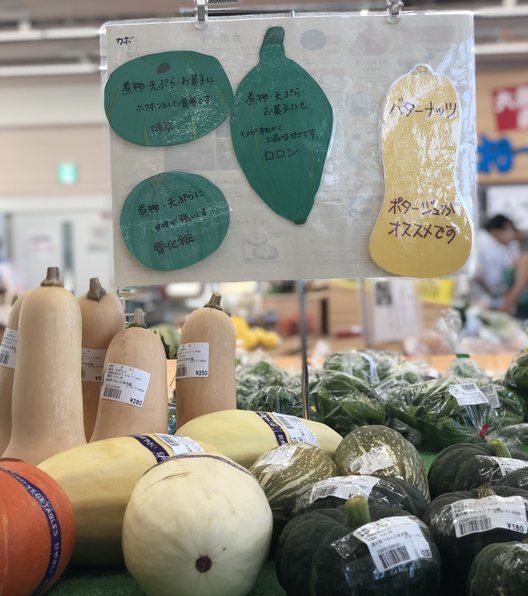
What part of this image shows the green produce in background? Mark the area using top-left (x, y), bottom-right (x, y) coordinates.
top-left (309, 371), bottom-right (385, 436)
top-left (231, 26), bottom-right (333, 225)
top-left (386, 376), bottom-right (525, 450)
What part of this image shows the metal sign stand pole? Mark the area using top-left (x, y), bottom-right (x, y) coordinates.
top-left (297, 279), bottom-right (310, 419)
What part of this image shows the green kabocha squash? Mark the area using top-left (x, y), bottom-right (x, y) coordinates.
top-left (495, 467), bottom-right (528, 491)
top-left (249, 443), bottom-right (337, 526)
top-left (334, 425), bottom-right (429, 500)
top-left (423, 484), bottom-right (528, 595)
top-left (293, 474), bottom-right (428, 519)
top-left (467, 539), bottom-right (528, 596)
top-left (276, 496), bottom-right (441, 596)
top-left (427, 440), bottom-right (528, 498)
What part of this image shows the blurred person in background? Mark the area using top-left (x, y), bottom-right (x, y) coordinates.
top-left (472, 214), bottom-right (521, 310)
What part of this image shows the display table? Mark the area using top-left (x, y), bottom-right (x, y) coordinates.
top-left (48, 452), bottom-right (438, 595)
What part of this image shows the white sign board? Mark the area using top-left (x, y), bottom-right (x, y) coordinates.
top-left (102, 11), bottom-right (476, 285)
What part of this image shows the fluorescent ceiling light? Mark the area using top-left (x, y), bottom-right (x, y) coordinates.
top-left (0, 27), bottom-right (99, 43)
top-left (0, 62), bottom-right (100, 77)
top-left (475, 41), bottom-right (528, 55)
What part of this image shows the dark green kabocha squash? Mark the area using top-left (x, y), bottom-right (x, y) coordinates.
top-left (495, 467), bottom-right (528, 491)
top-left (467, 539), bottom-right (528, 596)
top-left (276, 496), bottom-right (441, 596)
top-left (423, 484), bottom-right (528, 595)
top-left (293, 474), bottom-right (428, 519)
top-left (427, 440), bottom-right (513, 498)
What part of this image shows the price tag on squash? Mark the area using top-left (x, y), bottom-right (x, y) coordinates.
top-left (479, 456), bottom-right (528, 477)
top-left (0, 328), bottom-right (17, 369)
top-left (451, 495), bottom-right (528, 538)
top-left (155, 434), bottom-right (204, 456)
top-left (350, 446), bottom-right (394, 475)
top-left (101, 363), bottom-right (151, 408)
top-left (81, 348), bottom-right (106, 382)
top-left (448, 383), bottom-right (489, 406)
top-left (309, 476), bottom-right (380, 504)
top-left (255, 445), bottom-right (298, 468)
top-left (337, 516), bottom-right (433, 572)
top-left (176, 342), bottom-right (209, 379)
top-left (272, 412), bottom-right (319, 447)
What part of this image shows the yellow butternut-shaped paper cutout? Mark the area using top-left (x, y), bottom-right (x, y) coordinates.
top-left (370, 65), bottom-right (472, 277)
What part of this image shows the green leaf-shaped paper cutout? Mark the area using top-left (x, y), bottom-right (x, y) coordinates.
top-left (120, 172), bottom-right (230, 271)
top-left (105, 51), bottom-right (233, 146)
top-left (230, 27), bottom-right (333, 225)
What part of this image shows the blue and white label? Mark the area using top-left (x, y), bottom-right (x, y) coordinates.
top-left (155, 434), bottom-right (204, 456)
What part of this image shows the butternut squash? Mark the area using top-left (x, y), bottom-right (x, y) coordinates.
top-left (176, 293), bottom-right (236, 428)
top-left (90, 309), bottom-right (168, 441)
top-left (3, 267), bottom-right (86, 464)
top-left (78, 277), bottom-right (126, 440)
top-left (0, 292), bottom-right (28, 454)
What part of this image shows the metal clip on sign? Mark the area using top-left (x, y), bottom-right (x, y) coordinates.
top-left (195, 0), bottom-right (208, 29)
top-left (387, 0), bottom-right (404, 24)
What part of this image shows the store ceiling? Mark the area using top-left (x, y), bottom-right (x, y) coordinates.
top-left (0, 0), bottom-right (527, 76)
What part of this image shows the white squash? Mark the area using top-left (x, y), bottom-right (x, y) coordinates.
top-left (122, 453), bottom-right (273, 596)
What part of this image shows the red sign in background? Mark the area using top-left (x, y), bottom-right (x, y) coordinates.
top-left (492, 83), bottom-right (528, 131)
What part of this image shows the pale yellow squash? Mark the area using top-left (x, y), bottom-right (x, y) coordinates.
top-left (175, 409), bottom-right (342, 468)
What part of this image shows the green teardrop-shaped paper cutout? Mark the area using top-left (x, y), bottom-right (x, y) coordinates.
top-left (105, 51), bottom-right (234, 146)
top-left (120, 172), bottom-right (230, 271)
top-left (230, 27), bottom-right (333, 225)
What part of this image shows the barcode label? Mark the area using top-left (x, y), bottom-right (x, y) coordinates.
top-left (176, 365), bottom-right (187, 377)
top-left (81, 348), bottom-right (106, 383)
top-left (333, 516), bottom-right (432, 573)
top-left (348, 445), bottom-right (394, 475)
top-left (0, 328), bottom-right (17, 369)
top-left (309, 475), bottom-right (380, 504)
top-left (451, 495), bottom-right (528, 538)
top-left (458, 517), bottom-right (492, 536)
top-left (100, 362), bottom-right (151, 408)
top-left (103, 386), bottom-right (122, 399)
top-left (154, 434), bottom-right (204, 456)
top-left (272, 412), bottom-right (319, 447)
top-left (176, 342), bottom-right (209, 379)
top-left (448, 382), bottom-right (489, 406)
top-left (481, 385), bottom-right (501, 409)
top-left (378, 545), bottom-right (411, 569)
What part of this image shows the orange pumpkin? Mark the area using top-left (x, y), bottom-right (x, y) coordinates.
top-left (0, 458), bottom-right (75, 594)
